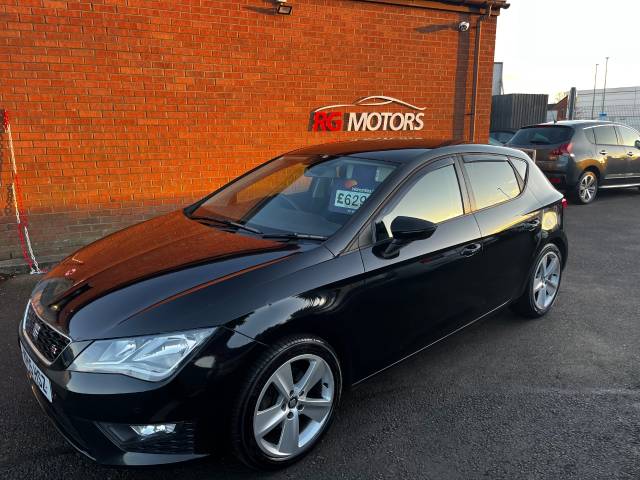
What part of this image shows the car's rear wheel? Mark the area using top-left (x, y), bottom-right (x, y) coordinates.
top-left (511, 243), bottom-right (563, 318)
top-left (231, 335), bottom-right (342, 470)
top-left (573, 170), bottom-right (598, 204)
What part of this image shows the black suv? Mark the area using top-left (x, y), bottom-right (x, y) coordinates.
top-left (508, 120), bottom-right (640, 204)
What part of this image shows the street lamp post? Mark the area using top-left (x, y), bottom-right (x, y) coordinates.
top-left (601, 57), bottom-right (609, 118)
top-left (591, 63), bottom-right (598, 119)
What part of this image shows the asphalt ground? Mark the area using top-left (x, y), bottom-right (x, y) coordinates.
top-left (1, 188), bottom-right (639, 480)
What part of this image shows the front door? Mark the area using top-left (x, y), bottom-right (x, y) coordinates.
top-left (353, 158), bottom-right (485, 379)
top-left (593, 125), bottom-right (628, 183)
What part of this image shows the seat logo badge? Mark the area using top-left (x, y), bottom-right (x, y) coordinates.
top-left (32, 322), bottom-right (41, 341)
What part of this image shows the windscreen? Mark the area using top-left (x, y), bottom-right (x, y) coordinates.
top-left (508, 126), bottom-right (574, 147)
top-left (192, 155), bottom-right (398, 237)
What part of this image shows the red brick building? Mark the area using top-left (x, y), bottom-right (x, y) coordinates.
top-left (0, 0), bottom-right (508, 266)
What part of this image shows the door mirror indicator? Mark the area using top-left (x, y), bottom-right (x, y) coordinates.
top-left (375, 216), bottom-right (437, 259)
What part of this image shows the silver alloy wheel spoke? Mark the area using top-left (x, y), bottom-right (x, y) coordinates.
top-left (278, 414), bottom-right (300, 455)
top-left (296, 359), bottom-right (324, 394)
top-left (533, 251), bottom-right (561, 310)
top-left (253, 353), bottom-right (335, 459)
top-left (298, 397), bottom-right (331, 422)
top-left (272, 363), bottom-right (294, 397)
top-left (255, 404), bottom-right (287, 437)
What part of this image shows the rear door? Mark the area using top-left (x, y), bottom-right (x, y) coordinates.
top-left (461, 154), bottom-right (542, 309)
top-left (616, 125), bottom-right (640, 179)
top-left (593, 125), bottom-right (628, 182)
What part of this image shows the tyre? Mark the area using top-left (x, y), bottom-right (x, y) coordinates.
top-left (231, 335), bottom-right (342, 470)
top-left (511, 243), bottom-right (563, 318)
top-left (572, 170), bottom-right (598, 204)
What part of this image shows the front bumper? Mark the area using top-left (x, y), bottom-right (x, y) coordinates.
top-left (18, 325), bottom-right (262, 466)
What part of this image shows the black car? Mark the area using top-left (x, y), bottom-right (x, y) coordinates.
top-left (508, 120), bottom-right (640, 204)
top-left (19, 140), bottom-right (568, 470)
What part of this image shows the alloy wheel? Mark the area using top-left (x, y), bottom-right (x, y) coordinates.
top-left (532, 250), bottom-right (561, 310)
top-left (253, 354), bottom-right (335, 459)
top-left (579, 172), bottom-right (597, 203)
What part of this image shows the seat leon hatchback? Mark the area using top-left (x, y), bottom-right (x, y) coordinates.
top-left (19, 140), bottom-right (568, 469)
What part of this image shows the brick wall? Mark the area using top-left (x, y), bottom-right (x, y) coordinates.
top-left (0, 0), bottom-right (498, 263)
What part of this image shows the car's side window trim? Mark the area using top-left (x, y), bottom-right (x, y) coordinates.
top-left (507, 156), bottom-right (528, 189)
top-left (459, 154), bottom-right (525, 213)
top-left (351, 155), bottom-right (469, 250)
top-left (591, 125), bottom-right (621, 146)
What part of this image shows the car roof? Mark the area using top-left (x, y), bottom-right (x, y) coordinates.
top-left (525, 120), bottom-right (616, 129)
top-left (288, 139), bottom-right (464, 162)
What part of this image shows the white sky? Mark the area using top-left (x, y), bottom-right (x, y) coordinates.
top-left (494, 0), bottom-right (640, 99)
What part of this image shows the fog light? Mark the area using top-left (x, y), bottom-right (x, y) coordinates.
top-left (131, 423), bottom-right (177, 437)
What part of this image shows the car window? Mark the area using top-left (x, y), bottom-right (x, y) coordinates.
top-left (617, 126), bottom-right (640, 147)
top-left (584, 128), bottom-right (596, 144)
top-left (593, 126), bottom-right (619, 145)
top-left (465, 159), bottom-right (521, 210)
top-left (378, 164), bottom-right (464, 238)
top-left (510, 157), bottom-right (528, 181)
top-left (508, 126), bottom-right (573, 146)
top-left (194, 155), bottom-right (398, 237)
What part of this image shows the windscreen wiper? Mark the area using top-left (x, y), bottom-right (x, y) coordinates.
top-left (189, 215), bottom-right (263, 235)
top-left (262, 232), bottom-right (328, 242)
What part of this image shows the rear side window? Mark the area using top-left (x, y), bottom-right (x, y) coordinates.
top-left (509, 126), bottom-right (573, 146)
top-left (593, 126), bottom-right (619, 145)
top-left (465, 159), bottom-right (521, 210)
top-left (584, 128), bottom-right (596, 144)
top-left (617, 126), bottom-right (640, 147)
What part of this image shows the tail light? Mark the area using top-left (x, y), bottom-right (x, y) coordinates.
top-left (561, 198), bottom-right (568, 209)
top-left (550, 143), bottom-right (573, 156)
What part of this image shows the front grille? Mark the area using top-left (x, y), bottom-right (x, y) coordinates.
top-left (24, 304), bottom-right (70, 363)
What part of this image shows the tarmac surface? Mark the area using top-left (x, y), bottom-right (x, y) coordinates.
top-left (1, 188), bottom-right (639, 479)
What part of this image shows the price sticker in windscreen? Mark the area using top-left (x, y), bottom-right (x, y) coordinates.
top-left (330, 179), bottom-right (372, 214)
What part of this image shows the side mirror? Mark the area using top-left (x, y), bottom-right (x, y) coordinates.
top-left (390, 216), bottom-right (438, 241)
top-left (376, 216), bottom-right (437, 259)
top-left (635, 140), bottom-right (640, 149)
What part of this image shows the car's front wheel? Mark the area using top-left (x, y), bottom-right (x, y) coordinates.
top-left (573, 170), bottom-right (598, 204)
top-left (231, 335), bottom-right (342, 470)
top-left (511, 243), bottom-right (563, 318)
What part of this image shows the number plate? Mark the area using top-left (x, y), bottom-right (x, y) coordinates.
top-left (333, 189), bottom-right (370, 210)
top-left (20, 343), bottom-right (53, 402)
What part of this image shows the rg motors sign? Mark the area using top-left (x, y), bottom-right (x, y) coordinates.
top-left (310, 96), bottom-right (426, 132)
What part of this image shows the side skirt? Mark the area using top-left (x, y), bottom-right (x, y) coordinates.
top-left (351, 300), bottom-right (511, 387)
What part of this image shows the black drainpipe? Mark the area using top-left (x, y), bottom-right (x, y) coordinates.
top-left (469, 1), bottom-right (494, 143)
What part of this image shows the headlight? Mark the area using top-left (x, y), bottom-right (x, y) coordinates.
top-left (68, 328), bottom-right (215, 382)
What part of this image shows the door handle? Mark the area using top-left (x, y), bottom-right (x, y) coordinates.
top-left (460, 243), bottom-right (481, 257)
top-left (599, 149), bottom-right (608, 155)
top-left (628, 152), bottom-right (635, 157)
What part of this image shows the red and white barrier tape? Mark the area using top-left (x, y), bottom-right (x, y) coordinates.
top-left (2, 110), bottom-right (43, 274)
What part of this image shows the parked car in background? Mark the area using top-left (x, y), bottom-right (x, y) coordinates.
top-left (489, 129), bottom-right (516, 146)
top-left (19, 140), bottom-right (567, 470)
top-left (508, 120), bottom-right (640, 204)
